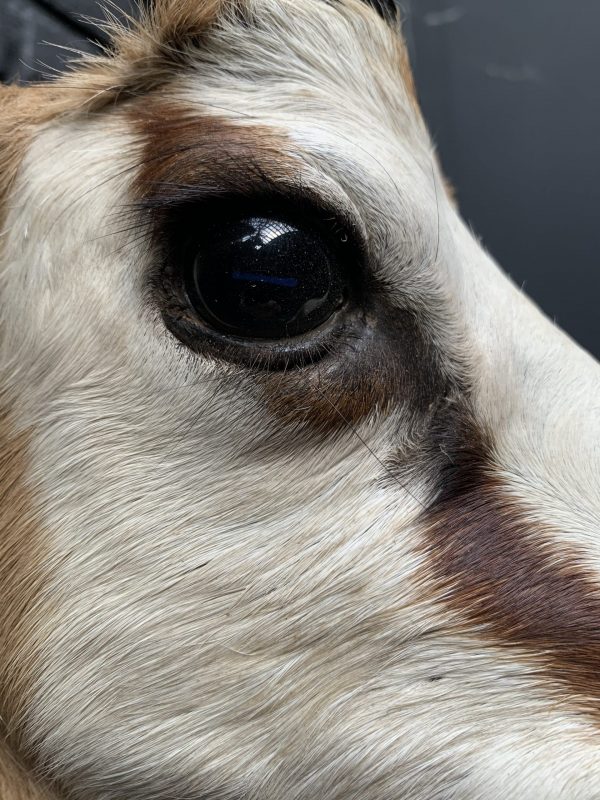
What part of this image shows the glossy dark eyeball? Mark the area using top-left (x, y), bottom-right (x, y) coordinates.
top-left (184, 212), bottom-right (347, 340)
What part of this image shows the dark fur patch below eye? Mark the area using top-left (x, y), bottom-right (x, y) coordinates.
top-left (256, 296), bottom-right (456, 437)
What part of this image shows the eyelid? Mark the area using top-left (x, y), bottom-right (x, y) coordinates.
top-left (133, 172), bottom-right (367, 255)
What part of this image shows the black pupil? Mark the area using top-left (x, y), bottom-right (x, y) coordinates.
top-left (185, 214), bottom-right (345, 339)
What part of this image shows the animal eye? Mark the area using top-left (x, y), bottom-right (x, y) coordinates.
top-left (182, 210), bottom-right (348, 340)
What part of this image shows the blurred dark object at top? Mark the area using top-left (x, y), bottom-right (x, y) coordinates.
top-left (0, 0), bottom-right (136, 83)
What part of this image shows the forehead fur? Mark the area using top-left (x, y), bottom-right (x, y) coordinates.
top-left (59, 0), bottom-right (411, 110)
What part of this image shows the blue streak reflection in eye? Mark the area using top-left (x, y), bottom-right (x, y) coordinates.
top-left (232, 271), bottom-right (299, 289)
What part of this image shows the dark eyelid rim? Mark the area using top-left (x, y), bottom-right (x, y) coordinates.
top-left (130, 172), bottom-right (368, 262)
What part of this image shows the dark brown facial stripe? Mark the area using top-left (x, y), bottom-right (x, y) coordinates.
top-left (256, 300), bottom-right (450, 435)
top-left (421, 416), bottom-right (600, 720)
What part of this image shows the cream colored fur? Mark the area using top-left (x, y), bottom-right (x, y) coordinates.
top-left (1, 1), bottom-right (600, 798)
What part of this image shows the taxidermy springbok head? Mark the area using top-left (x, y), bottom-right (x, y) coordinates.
top-left (1, 1), bottom-right (600, 797)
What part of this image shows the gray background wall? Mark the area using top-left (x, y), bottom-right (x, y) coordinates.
top-left (407, 0), bottom-right (600, 359)
top-left (1, 0), bottom-right (599, 358)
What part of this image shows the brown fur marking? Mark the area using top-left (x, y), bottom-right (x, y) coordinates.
top-left (24, 0), bottom-right (230, 115)
top-left (423, 418), bottom-right (600, 719)
top-left (1, 0), bottom-right (420, 228)
top-left (130, 102), bottom-right (299, 196)
top-left (257, 302), bottom-right (448, 433)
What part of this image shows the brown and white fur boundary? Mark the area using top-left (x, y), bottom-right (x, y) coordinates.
top-left (1, 1), bottom-right (600, 797)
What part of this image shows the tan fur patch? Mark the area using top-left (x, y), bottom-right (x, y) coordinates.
top-left (36, 0), bottom-right (231, 114)
top-left (0, 736), bottom-right (58, 800)
top-left (393, 31), bottom-right (420, 112)
top-left (0, 416), bottom-right (57, 795)
top-left (1, 0), bottom-right (420, 230)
